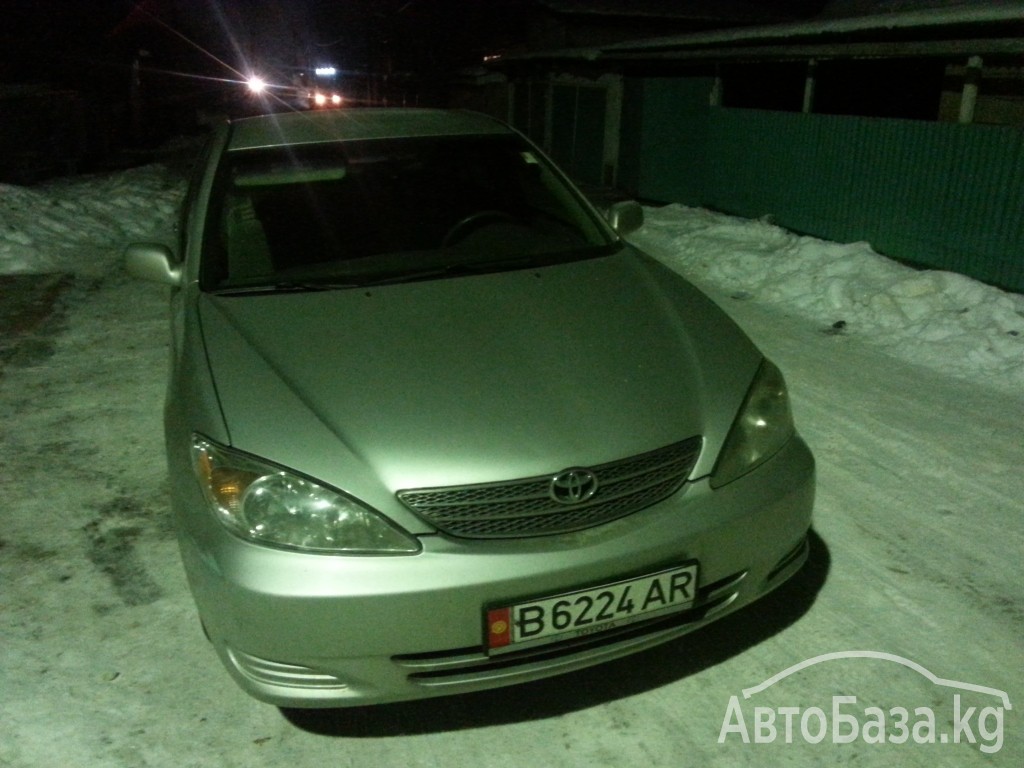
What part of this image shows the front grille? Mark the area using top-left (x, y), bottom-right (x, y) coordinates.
top-left (397, 437), bottom-right (702, 539)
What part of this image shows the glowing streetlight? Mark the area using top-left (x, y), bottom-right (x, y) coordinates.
top-left (246, 76), bottom-right (267, 94)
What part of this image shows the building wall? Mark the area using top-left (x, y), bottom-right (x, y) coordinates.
top-left (626, 77), bottom-right (1024, 293)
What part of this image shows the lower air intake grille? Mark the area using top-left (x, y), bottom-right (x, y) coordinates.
top-left (397, 437), bottom-right (701, 539)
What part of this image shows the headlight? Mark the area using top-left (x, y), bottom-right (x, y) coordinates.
top-left (711, 359), bottom-right (795, 489)
top-left (191, 437), bottom-right (420, 554)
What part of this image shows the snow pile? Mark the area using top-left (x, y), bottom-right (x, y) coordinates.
top-left (0, 165), bottom-right (184, 276)
top-left (631, 204), bottom-right (1024, 394)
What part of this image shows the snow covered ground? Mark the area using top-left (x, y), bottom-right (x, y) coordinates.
top-left (1, 163), bottom-right (1021, 767)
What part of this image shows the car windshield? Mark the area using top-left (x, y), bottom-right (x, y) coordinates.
top-left (202, 134), bottom-right (615, 291)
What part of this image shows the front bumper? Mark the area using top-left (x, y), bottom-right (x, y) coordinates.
top-left (177, 436), bottom-right (815, 708)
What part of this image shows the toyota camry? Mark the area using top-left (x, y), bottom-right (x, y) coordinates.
top-left (125, 108), bottom-right (815, 708)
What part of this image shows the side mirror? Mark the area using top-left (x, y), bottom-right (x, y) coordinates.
top-left (124, 243), bottom-right (182, 287)
top-left (605, 200), bottom-right (644, 237)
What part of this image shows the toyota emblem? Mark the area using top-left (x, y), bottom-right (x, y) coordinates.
top-left (549, 468), bottom-right (599, 505)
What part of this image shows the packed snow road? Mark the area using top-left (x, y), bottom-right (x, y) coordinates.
top-left (0, 164), bottom-right (1021, 767)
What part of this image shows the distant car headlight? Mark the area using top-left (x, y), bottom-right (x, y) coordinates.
top-left (711, 359), bottom-right (795, 489)
top-left (191, 437), bottom-right (420, 554)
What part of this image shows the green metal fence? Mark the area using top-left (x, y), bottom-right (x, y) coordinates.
top-left (623, 77), bottom-right (1024, 293)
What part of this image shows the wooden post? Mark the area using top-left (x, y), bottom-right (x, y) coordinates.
top-left (959, 55), bottom-right (983, 124)
top-left (803, 59), bottom-right (818, 114)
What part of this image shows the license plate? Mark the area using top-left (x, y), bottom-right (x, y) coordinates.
top-left (485, 563), bottom-right (698, 654)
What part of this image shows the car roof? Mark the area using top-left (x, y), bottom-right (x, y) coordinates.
top-left (227, 108), bottom-right (514, 151)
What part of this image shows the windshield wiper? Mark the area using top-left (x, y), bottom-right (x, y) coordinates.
top-left (211, 280), bottom-right (360, 296)
top-left (357, 257), bottom-right (544, 287)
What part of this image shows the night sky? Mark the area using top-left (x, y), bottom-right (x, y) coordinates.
top-left (1, 0), bottom-right (530, 96)
top-left (2, 1), bottom-right (836, 93)
top-left (0, 0), bottom-right (535, 156)
top-left (0, 0), bottom-right (827, 151)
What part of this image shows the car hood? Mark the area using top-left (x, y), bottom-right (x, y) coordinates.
top-left (198, 249), bottom-right (760, 505)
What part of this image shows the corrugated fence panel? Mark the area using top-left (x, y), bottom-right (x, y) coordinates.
top-left (634, 78), bottom-right (714, 204)
top-left (634, 84), bottom-right (1024, 292)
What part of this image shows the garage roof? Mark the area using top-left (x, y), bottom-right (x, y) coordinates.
top-left (495, 1), bottom-right (1024, 63)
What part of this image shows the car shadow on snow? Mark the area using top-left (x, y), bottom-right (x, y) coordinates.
top-left (282, 528), bottom-right (830, 737)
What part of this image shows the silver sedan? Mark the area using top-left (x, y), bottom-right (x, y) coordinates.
top-left (126, 108), bottom-right (814, 707)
